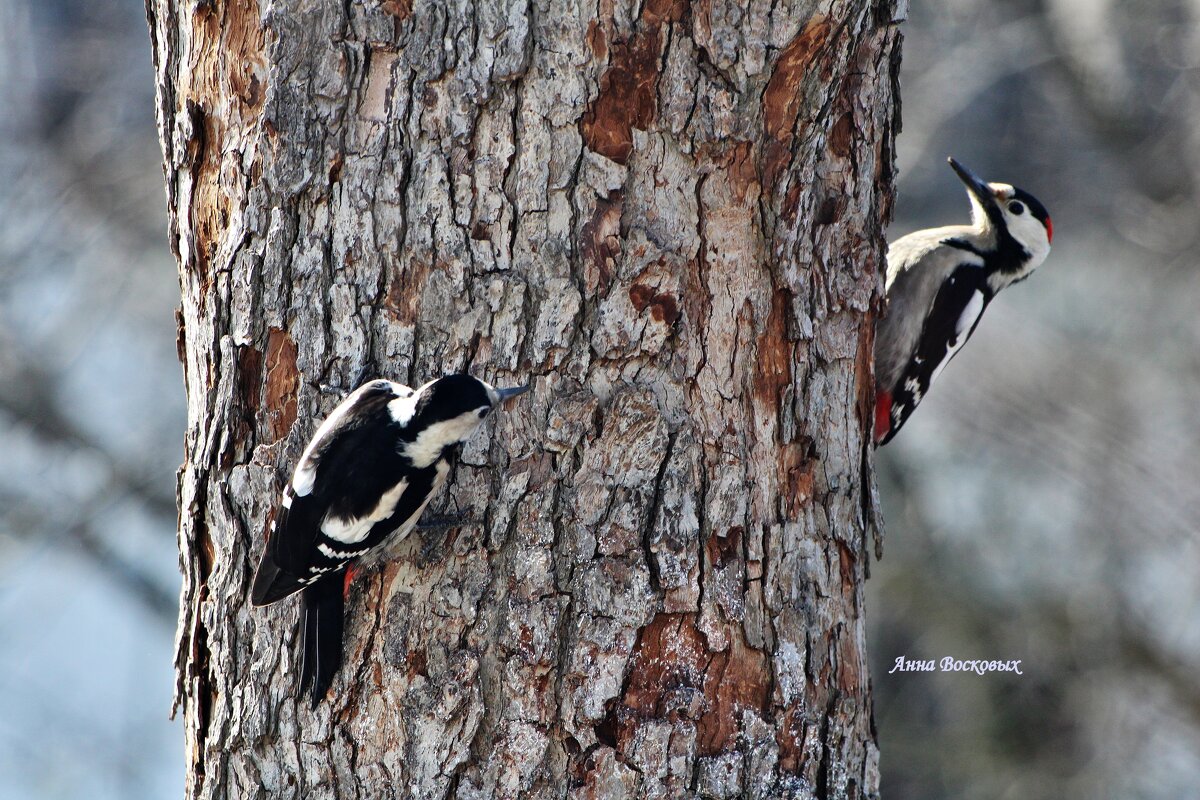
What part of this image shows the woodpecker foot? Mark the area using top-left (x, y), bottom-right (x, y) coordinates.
top-left (415, 513), bottom-right (477, 532)
top-left (416, 514), bottom-right (480, 566)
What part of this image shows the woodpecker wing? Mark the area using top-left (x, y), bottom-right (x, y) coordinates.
top-left (877, 263), bottom-right (991, 445)
top-left (251, 380), bottom-right (446, 606)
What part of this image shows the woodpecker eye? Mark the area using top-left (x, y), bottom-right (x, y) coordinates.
top-left (477, 408), bottom-right (489, 419)
top-left (1008, 201), bottom-right (1025, 215)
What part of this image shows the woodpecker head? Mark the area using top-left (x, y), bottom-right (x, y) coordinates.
top-left (406, 374), bottom-right (530, 448)
top-left (949, 157), bottom-right (1052, 275)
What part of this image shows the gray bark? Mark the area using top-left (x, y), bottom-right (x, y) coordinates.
top-left (146, 0), bottom-right (902, 797)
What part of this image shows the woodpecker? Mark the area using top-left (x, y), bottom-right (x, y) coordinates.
top-left (874, 157), bottom-right (1053, 446)
top-left (251, 373), bottom-right (530, 706)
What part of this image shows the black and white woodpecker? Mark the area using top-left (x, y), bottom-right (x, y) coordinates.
top-left (873, 157), bottom-right (1053, 446)
top-left (251, 374), bottom-right (530, 706)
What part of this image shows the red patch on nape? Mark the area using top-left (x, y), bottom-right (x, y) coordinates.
top-left (1045, 217), bottom-right (1053, 244)
top-left (874, 390), bottom-right (892, 445)
top-left (343, 565), bottom-right (358, 599)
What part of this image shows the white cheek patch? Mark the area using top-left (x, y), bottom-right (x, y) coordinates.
top-left (321, 479), bottom-right (410, 543)
top-left (403, 414), bottom-right (485, 468)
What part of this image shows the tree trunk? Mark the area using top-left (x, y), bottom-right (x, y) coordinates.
top-left (147, 0), bottom-right (902, 797)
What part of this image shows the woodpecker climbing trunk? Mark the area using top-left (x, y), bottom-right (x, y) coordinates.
top-left (148, 1), bottom-right (902, 797)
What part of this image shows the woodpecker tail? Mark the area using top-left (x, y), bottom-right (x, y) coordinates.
top-left (299, 577), bottom-right (345, 707)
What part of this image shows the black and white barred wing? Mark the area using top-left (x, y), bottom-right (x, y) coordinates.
top-left (250, 380), bottom-right (438, 605)
top-left (879, 265), bottom-right (991, 446)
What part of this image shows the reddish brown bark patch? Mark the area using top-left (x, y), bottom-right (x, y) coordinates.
top-left (581, 36), bottom-right (660, 164)
top-left (381, 0), bottom-right (412, 20)
top-left (761, 17), bottom-right (832, 190)
top-left (642, 0), bottom-right (688, 26)
top-left (837, 541), bottom-right (857, 599)
top-left (629, 283), bottom-right (654, 312)
top-left (648, 293), bottom-right (679, 324)
top-left (622, 613), bottom-right (709, 720)
top-left (727, 141), bottom-right (759, 204)
top-left (763, 17), bottom-right (832, 141)
top-left (185, 0), bottom-right (267, 288)
top-left (776, 701), bottom-right (808, 774)
top-left (618, 610), bottom-right (769, 756)
top-left (580, 1), bottom-right (685, 163)
top-left (781, 442), bottom-right (815, 516)
top-left (705, 526), bottom-right (742, 568)
top-left (585, 19), bottom-right (607, 60)
top-left (630, 283), bottom-right (681, 325)
top-left (580, 191), bottom-right (624, 295)
top-left (383, 260), bottom-right (433, 324)
top-left (836, 623), bottom-right (861, 692)
top-left (234, 343), bottom-right (263, 449)
top-left (696, 634), bottom-right (770, 755)
top-left (829, 111), bottom-right (855, 158)
top-left (752, 288), bottom-right (793, 405)
top-left (263, 328), bottom-right (298, 442)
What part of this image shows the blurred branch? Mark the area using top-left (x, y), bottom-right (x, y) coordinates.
top-left (0, 493), bottom-right (176, 623)
top-left (0, 335), bottom-right (176, 520)
top-left (901, 17), bottom-right (1055, 169)
top-left (64, 519), bottom-right (177, 622)
top-left (1031, 0), bottom-right (1199, 206)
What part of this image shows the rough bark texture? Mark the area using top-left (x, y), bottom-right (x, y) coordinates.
top-left (147, 0), bottom-right (902, 797)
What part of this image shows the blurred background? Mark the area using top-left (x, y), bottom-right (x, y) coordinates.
top-left (0, 0), bottom-right (1196, 798)
top-left (0, 0), bottom-right (184, 797)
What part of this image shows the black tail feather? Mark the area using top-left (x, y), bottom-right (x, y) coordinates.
top-left (299, 578), bottom-right (345, 707)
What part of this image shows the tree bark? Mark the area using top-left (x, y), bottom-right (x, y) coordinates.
top-left (147, 0), bottom-right (902, 797)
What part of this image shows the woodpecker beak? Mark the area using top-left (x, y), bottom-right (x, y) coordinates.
top-left (494, 385), bottom-right (531, 403)
top-left (948, 157), bottom-right (1004, 228)
top-left (948, 157), bottom-right (994, 203)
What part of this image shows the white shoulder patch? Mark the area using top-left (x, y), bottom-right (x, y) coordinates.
top-left (388, 391), bottom-right (419, 426)
top-left (956, 290), bottom-right (985, 337)
top-left (403, 413), bottom-right (486, 469)
top-left (930, 290), bottom-right (986, 386)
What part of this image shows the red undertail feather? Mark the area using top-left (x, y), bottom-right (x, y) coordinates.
top-left (343, 565), bottom-right (358, 599)
top-left (874, 390), bottom-right (892, 445)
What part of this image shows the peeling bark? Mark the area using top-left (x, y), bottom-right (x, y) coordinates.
top-left (147, 0), bottom-right (903, 797)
